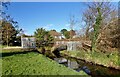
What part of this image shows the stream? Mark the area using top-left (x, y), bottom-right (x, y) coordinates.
top-left (53, 56), bottom-right (120, 77)
top-left (50, 45), bottom-right (120, 77)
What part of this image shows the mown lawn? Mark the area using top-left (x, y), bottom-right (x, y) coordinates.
top-left (2, 52), bottom-right (87, 75)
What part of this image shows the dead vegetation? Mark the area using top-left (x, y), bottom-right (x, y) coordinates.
top-left (97, 18), bottom-right (120, 53)
top-left (81, 2), bottom-right (119, 53)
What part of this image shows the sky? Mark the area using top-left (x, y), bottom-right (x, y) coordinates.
top-left (6, 2), bottom-right (118, 35)
top-left (10, 0), bottom-right (120, 2)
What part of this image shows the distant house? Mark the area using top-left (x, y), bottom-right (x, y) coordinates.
top-left (49, 30), bottom-right (62, 40)
top-left (69, 30), bottom-right (76, 38)
top-left (21, 37), bottom-right (36, 48)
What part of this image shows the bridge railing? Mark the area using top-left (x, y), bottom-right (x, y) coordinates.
top-left (55, 41), bottom-right (83, 51)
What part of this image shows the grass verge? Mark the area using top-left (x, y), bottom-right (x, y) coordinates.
top-left (2, 52), bottom-right (88, 75)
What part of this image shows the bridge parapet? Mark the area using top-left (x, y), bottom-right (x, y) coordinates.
top-left (67, 41), bottom-right (82, 51)
top-left (55, 40), bottom-right (82, 51)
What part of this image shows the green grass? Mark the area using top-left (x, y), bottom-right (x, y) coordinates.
top-left (0, 45), bottom-right (17, 48)
top-left (1, 48), bottom-right (37, 53)
top-left (0, 45), bottom-right (5, 48)
top-left (2, 52), bottom-right (88, 75)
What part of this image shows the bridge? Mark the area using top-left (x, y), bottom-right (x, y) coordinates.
top-left (55, 40), bottom-right (91, 51)
top-left (52, 40), bottom-right (91, 57)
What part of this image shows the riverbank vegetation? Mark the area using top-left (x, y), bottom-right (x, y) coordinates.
top-left (2, 51), bottom-right (87, 75)
top-left (61, 50), bottom-right (120, 70)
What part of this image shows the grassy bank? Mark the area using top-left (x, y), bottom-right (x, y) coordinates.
top-left (2, 51), bottom-right (88, 75)
top-left (1, 48), bottom-right (37, 53)
top-left (61, 50), bottom-right (120, 70)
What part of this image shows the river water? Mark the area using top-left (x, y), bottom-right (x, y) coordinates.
top-left (54, 57), bottom-right (120, 77)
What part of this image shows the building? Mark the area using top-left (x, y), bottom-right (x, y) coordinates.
top-left (49, 30), bottom-right (63, 40)
top-left (21, 37), bottom-right (36, 48)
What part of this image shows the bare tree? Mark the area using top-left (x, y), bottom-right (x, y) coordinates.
top-left (82, 2), bottom-right (117, 40)
top-left (69, 15), bottom-right (77, 39)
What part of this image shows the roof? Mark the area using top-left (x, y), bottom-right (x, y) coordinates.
top-left (69, 30), bottom-right (76, 36)
top-left (49, 30), bottom-right (61, 36)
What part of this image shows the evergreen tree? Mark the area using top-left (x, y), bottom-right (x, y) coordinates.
top-left (34, 28), bottom-right (54, 47)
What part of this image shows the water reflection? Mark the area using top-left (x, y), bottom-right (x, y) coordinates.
top-left (54, 58), bottom-right (91, 75)
top-left (54, 57), bottom-right (120, 77)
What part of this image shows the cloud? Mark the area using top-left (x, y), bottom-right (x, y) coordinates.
top-left (65, 24), bottom-right (70, 27)
top-left (43, 24), bottom-right (54, 30)
top-left (61, 24), bottom-right (70, 30)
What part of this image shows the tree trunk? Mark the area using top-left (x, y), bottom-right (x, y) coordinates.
top-left (92, 7), bottom-right (102, 52)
